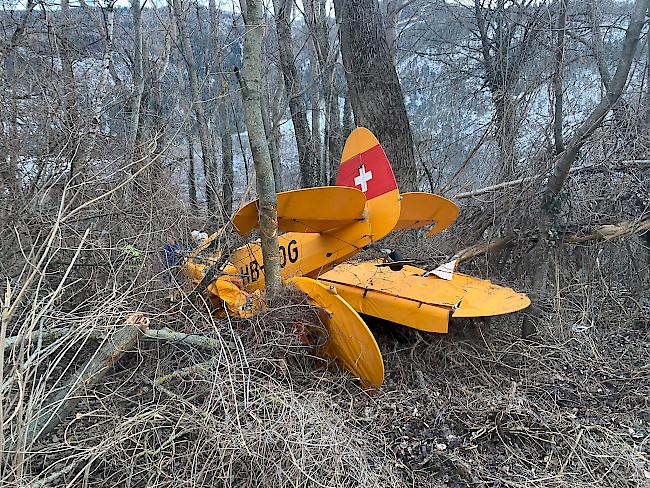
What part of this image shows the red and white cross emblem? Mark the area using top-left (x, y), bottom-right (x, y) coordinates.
top-left (353, 164), bottom-right (373, 193)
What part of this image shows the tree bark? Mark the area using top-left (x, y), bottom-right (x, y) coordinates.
top-left (238, 0), bottom-right (282, 294)
top-left (127, 0), bottom-right (144, 159)
top-left (208, 0), bottom-right (234, 215)
top-left (383, 0), bottom-right (399, 64)
top-left (304, 0), bottom-right (342, 185)
top-left (58, 0), bottom-right (79, 178)
top-left (172, 0), bottom-right (219, 219)
top-left (334, 0), bottom-right (417, 190)
top-left (219, 95), bottom-right (234, 215)
top-left (188, 134), bottom-right (198, 212)
top-left (272, 0), bottom-right (318, 188)
top-left (260, 74), bottom-right (282, 192)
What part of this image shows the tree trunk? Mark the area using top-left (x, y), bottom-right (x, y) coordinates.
top-left (172, 0), bottom-right (219, 219)
top-left (239, 0), bottom-right (281, 294)
top-left (334, 0), bottom-right (417, 190)
top-left (18, 315), bottom-right (148, 448)
top-left (552, 0), bottom-right (567, 155)
top-left (188, 135), bottom-right (198, 212)
top-left (269, 81), bottom-right (285, 191)
top-left (219, 97), bottom-right (234, 215)
top-left (272, 0), bottom-right (317, 188)
top-left (646, 25), bottom-right (650, 125)
top-left (494, 93), bottom-right (518, 179)
top-left (524, 0), bottom-right (649, 338)
top-left (342, 91), bottom-right (354, 138)
top-left (383, 0), bottom-right (399, 64)
top-left (208, 0), bottom-right (234, 215)
top-left (127, 0), bottom-right (144, 159)
top-left (260, 78), bottom-right (282, 192)
top-left (304, 0), bottom-right (342, 184)
top-left (309, 55), bottom-right (322, 184)
top-left (59, 0), bottom-right (79, 179)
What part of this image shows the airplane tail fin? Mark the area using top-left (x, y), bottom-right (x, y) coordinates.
top-left (335, 127), bottom-right (400, 242)
top-left (336, 128), bottom-right (398, 199)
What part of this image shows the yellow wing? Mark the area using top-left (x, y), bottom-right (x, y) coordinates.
top-left (233, 187), bottom-right (367, 235)
top-left (318, 261), bottom-right (530, 333)
top-left (394, 192), bottom-right (459, 235)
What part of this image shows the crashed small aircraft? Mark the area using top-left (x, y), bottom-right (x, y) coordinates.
top-left (183, 127), bottom-right (530, 390)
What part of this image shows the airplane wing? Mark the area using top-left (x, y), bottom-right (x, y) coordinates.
top-left (394, 192), bottom-right (459, 235)
top-left (233, 187), bottom-right (367, 235)
top-left (318, 260), bottom-right (530, 333)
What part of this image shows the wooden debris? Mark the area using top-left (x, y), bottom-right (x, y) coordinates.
top-left (15, 313), bottom-right (149, 448)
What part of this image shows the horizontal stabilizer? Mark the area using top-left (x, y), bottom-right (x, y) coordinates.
top-left (233, 187), bottom-right (367, 235)
top-left (394, 192), bottom-right (459, 235)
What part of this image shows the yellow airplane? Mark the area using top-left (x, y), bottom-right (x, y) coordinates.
top-left (183, 127), bottom-right (530, 390)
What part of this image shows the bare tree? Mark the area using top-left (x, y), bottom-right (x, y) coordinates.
top-left (472, 0), bottom-right (545, 180)
top-left (334, 0), bottom-right (417, 190)
top-left (524, 0), bottom-right (649, 337)
top-left (127, 0), bottom-right (145, 159)
top-left (172, 0), bottom-right (219, 218)
top-left (304, 0), bottom-right (343, 184)
top-left (552, 0), bottom-right (567, 156)
top-left (208, 0), bottom-right (234, 214)
top-left (272, 0), bottom-right (318, 188)
top-left (238, 0), bottom-right (281, 293)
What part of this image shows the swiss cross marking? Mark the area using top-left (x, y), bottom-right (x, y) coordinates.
top-left (353, 164), bottom-right (373, 193)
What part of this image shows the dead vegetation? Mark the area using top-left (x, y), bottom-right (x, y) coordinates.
top-left (1, 198), bottom-right (648, 487)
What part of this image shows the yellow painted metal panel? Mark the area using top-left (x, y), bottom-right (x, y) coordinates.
top-left (233, 186), bottom-right (367, 235)
top-left (395, 192), bottom-right (459, 234)
top-left (326, 281), bottom-right (451, 333)
top-left (289, 277), bottom-right (384, 390)
top-left (227, 125), bottom-right (401, 292)
top-left (340, 127), bottom-right (381, 162)
top-left (319, 260), bottom-right (530, 329)
top-left (450, 273), bottom-right (531, 318)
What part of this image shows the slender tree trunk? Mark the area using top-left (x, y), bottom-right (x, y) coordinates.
top-left (270, 81), bottom-right (285, 191)
top-left (552, 0), bottom-right (567, 155)
top-left (334, 0), bottom-right (417, 190)
top-left (127, 0), bottom-right (144, 158)
top-left (383, 0), bottom-right (399, 64)
top-left (272, 0), bottom-right (317, 188)
top-left (260, 79), bottom-right (281, 192)
top-left (188, 135), bottom-right (198, 212)
top-left (172, 0), bottom-right (219, 219)
top-left (342, 91), bottom-right (354, 138)
top-left (646, 25), bottom-right (650, 125)
top-left (304, 0), bottom-right (342, 184)
top-left (239, 0), bottom-right (281, 294)
top-left (59, 0), bottom-right (78, 178)
top-left (494, 94), bottom-right (518, 179)
top-left (309, 57), bottom-right (322, 184)
top-left (77, 1), bottom-right (114, 173)
top-left (208, 0), bottom-right (234, 215)
top-left (219, 96), bottom-right (234, 215)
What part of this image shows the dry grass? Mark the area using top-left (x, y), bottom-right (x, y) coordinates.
top-left (2, 233), bottom-right (648, 487)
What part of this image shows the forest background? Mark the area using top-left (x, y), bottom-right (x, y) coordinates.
top-left (1, 0), bottom-right (649, 486)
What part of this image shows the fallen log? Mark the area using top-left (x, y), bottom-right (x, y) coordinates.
top-left (15, 313), bottom-right (149, 448)
top-left (457, 217), bottom-right (650, 263)
top-left (4, 327), bottom-right (235, 352)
